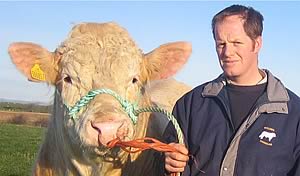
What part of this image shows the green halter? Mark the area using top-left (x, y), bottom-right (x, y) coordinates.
top-left (63, 88), bottom-right (184, 144)
top-left (65, 88), bottom-right (139, 124)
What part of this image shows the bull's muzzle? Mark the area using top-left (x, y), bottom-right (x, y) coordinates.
top-left (91, 119), bottom-right (130, 147)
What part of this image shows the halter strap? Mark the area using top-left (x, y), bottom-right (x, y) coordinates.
top-left (60, 88), bottom-right (184, 144)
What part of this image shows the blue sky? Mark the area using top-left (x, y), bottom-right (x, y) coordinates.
top-left (1, 1), bottom-right (300, 104)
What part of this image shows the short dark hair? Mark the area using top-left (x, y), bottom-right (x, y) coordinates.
top-left (212, 5), bottom-right (264, 41)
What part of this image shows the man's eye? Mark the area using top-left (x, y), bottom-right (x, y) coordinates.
top-left (217, 43), bottom-right (225, 48)
top-left (234, 41), bottom-right (242, 45)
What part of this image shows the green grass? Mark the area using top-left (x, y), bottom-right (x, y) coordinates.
top-left (0, 124), bottom-right (45, 176)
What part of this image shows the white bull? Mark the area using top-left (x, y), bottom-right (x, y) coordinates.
top-left (8, 22), bottom-right (192, 176)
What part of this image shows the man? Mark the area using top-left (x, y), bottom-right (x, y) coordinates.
top-left (163, 4), bottom-right (300, 176)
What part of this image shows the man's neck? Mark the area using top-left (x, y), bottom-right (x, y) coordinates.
top-left (226, 69), bottom-right (266, 86)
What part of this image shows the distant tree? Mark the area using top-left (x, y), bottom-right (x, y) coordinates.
top-left (0, 102), bottom-right (53, 113)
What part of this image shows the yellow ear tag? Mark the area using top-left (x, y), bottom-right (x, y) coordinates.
top-left (30, 63), bottom-right (46, 81)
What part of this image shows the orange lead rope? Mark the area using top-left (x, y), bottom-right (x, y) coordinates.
top-left (107, 137), bottom-right (180, 176)
top-left (107, 137), bottom-right (179, 153)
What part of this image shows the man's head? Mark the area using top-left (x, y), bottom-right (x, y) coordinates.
top-left (212, 5), bottom-right (264, 85)
top-left (212, 5), bottom-right (264, 42)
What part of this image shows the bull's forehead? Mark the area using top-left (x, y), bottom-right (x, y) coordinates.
top-left (58, 23), bottom-right (143, 89)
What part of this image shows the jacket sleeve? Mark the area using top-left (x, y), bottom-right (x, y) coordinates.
top-left (162, 95), bottom-right (191, 176)
top-left (288, 117), bottom-right (300, 175)
top-left (162, 106), bottom-right (180, 144)
top-left (163, 94), bottom-right (190, 144)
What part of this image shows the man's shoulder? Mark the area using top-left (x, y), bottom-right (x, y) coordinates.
top-left (177, 81), bottom-right (212, 102)
top-left (192, 82), bottom-right (211, 93)
top-left (286, 88), bottom-right (300, 104)
top-left (267, 69), bottom-right (300, 103)
top-left (175, 74), bottom-right (224, 105)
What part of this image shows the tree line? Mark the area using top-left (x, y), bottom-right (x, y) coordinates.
top-left (0, 102), bottom-right (53, 113)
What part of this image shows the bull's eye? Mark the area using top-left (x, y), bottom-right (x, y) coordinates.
top-left (132, 77), bottom-right (138, 84)
top-left (64, 76), bottom-right (72, 84)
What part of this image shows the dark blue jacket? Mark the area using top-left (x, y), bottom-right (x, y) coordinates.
top-left (163, 70), bottom-right (300, 176)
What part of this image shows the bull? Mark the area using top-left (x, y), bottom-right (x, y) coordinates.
top-left (8, 22), bottom-right (191, 176)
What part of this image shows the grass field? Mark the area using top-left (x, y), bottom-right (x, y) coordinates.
top-left (0, 123), bottom-right (45, 176)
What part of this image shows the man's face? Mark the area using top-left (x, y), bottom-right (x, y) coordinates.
top-left (214, 15), bottom-right (262, 81)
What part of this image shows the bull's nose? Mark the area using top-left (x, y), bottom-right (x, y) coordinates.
top-left (91, 120), bottom-right (128, 146)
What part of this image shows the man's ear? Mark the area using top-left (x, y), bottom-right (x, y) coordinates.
top-left (142, 41), bottom-right (192, 81)
top-left (8, 42), bottom-right (60, 84)
top-left (253, 36), bottom-right (262, 54)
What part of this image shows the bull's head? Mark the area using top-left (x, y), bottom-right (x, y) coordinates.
top-left (8, 22), bottom-right (191, 164)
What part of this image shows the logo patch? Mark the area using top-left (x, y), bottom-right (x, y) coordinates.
top-left (259, 127), bottom-right (276, 146)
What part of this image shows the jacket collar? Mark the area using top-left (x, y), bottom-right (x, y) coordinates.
top-left (202, 69), bottom-right (290, 103)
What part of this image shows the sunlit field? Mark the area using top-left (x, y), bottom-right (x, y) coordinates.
top-left (0, 123), bottom-right (45, 176)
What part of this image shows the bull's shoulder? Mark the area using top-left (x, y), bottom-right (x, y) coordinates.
top-left (146, 78), bottom-right (191, 112)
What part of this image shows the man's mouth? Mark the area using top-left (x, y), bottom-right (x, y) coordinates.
top-left (222, 60), bottom-right (239, 65)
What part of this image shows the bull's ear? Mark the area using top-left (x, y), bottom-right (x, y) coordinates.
top-left (8, 42), bottom-right (60, 85)
top-left (143, 41), bottom-right (192, 80)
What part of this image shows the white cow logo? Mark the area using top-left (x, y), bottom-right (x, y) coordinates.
top-left (259, 131), bottom-right (276, 142)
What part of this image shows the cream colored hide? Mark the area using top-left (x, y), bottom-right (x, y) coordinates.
top-left (8, 22), bottom-right (192, 176)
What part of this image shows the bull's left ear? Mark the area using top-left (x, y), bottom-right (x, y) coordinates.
top-left (143, 42), bottom-right (192, 80)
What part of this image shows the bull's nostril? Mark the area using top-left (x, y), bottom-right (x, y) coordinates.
top-left (116, 122), bottom-right (129, 140)
top-left (91, 122), bottom-right (101, 134)
top-left (90, 120), bottom-right (130, 146)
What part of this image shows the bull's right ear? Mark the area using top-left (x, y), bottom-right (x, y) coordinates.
top-left (8, 42), bottom-right (60, 85)
top-left (143, 42), bottom-right (192, 81)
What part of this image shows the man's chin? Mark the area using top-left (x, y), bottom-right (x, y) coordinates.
top-left (223, 71), bottom-right (239, 78)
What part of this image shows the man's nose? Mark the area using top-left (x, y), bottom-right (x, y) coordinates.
top-left (223, 44), bottom-right (234, 57)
